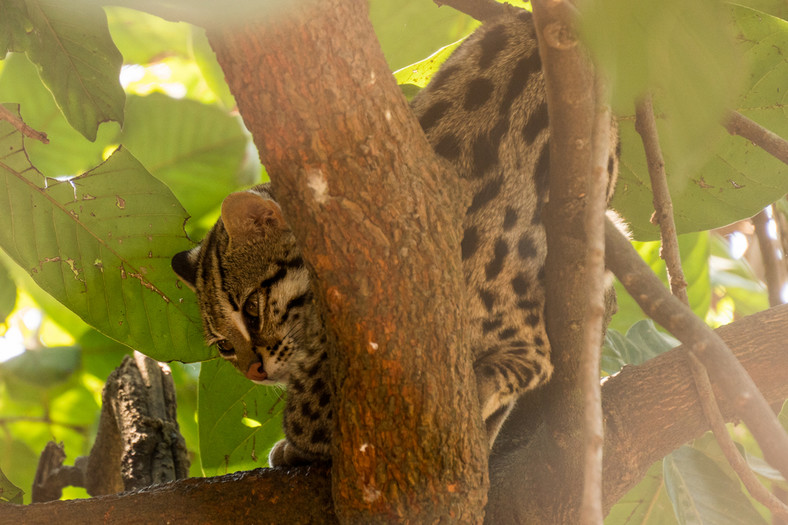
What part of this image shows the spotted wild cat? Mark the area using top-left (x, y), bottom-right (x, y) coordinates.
top-left (171, 9), bottom-right (619, 466)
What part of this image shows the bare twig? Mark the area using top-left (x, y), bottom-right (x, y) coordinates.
top-left (0, 105), bottom-right (49, 144)
top-left (725, 110), bottom-right (788, 167)
top-left (634, 96), bottom-right (688, 304)
top-left (606, 217), bottom-right (788, 481)
top-left (752, 209), bottom-right (785, 307)
top-left (432, 0), bottom-right (508, 22)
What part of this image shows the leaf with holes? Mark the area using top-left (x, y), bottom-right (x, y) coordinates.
top-left (199, 358), bottom-right (284, 474)
top-left (0, 106), bottom-right (209, 362)
top-left (25, 0), bottom-right (125, 141)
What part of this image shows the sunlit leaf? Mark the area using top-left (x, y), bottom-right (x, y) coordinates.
top-left (394, 39), bottom-right (464, 98)
top-left (663, 446), bottom-right (767, 525)
top-left (190, 27), bottom-right (237, 109)
top-left (106, 6), bottom-right (192, 65)
top-left (0, 114), bottom-right (209, 362)
top-left (25, 0), bottom-right (124, 141)
top-left (198, 358), bottom-right (284, 475)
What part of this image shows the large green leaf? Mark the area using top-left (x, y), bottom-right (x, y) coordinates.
top-left (0, 112), bottom-right (209, 362)
top-left (0, 0), bottom-right (31, 55)
top-left (611, 6), bottom-right (788, 240)
top-left (105, 6), bottom-right (192, 66)
top-left (663, 446), bottom-right (767, 525)
top-left (0, 53), bottom-right (120, 178)
top-left (120, 93), bottom-right (260, 225)
top-left (198, 358), bottom-right (284, 475)
top-left (24, 0), bottom-right (124, 141)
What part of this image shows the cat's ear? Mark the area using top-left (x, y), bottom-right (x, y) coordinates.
top-left (171, 246), bottom-right (200, 291)
top-left (221, 190), bottom-right (287, 243)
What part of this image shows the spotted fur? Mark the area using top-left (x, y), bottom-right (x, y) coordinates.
top-left (172, 10), bottom-right (618, 466)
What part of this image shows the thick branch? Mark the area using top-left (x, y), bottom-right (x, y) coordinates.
top-left (605, 218), bottom-right (788, 481)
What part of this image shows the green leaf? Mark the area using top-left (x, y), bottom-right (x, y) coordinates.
top-left (0, 466), bottom-right (24, 504)
top-left (0, 258), bottom-right (17, 324)
top-left (605, 461), bottom-right (677, 525)
top-left (105, 6), bottom-right (192, 65)
top-left (0, 346), bottom-right (80, 387)
top-left (198, 358), bottom-right (284, 475)
top-left (0, 0), bottom-right (31, 55)
top-left (663, 446), bottom-right (767, 525)
top-left (611, 6), bottom-right (788, 240)
top-left (602, 320), bottom-right (679, 374)
top-left (190, 27), bottom-right (237, 109)
top-left (25, 0), bottom-right (125, 141)
top-left (394, 39), bottom-right (464, 96)
top-left (0, 115), bottom-right (209, 362)
top-left (120, 93), bottom-right (260, 224)
top-left (0, 53), bottom-right (120, 178)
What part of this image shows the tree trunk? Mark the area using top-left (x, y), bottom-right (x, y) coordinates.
top-left (206, 0), bottom-right (487, 522)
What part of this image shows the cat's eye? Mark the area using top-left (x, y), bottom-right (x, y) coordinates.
top-left (244, 295), bottom-right (259, 318)
top-left (216, 340), bottom-right (235, 357)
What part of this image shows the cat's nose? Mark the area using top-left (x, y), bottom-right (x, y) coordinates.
top-left (246, 362), bottom-right (267, 382)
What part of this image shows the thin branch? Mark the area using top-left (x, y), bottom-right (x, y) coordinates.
top-left (579, 76), bottom-right (611, 525)
top-left (432, 0), bottom-right (508, 22)
top-left (605, 217), bottom-right (788, 481)
top-left (0, 105), bottom-right (49, 144)
top-left (688, 352), bottom-right (788, 521)
top-left (724, 110), bottom-right (788, 167)
top-left (634, 95), bottom-right (688, 304)
top-left (752, 209), bottom-right (785, 307)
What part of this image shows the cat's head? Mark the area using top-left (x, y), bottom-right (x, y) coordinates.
top-left (172, 185), bottom-right (313, 385)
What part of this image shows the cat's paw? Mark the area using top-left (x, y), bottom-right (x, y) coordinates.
top-left (268, 439), bottom-right (326, 467)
